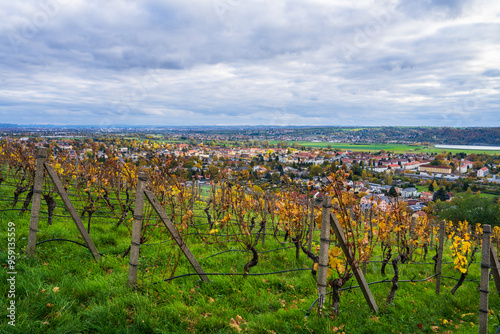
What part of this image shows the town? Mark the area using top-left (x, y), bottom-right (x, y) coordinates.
top-left (2, 126), bottom-right (499, 225)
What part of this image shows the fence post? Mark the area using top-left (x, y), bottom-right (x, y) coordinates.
top-left (27, 147), bottom-right (47, 257)
top-left (262, 191), bottom-right (268, 246)
top-left (307, 198), bottom-right (315, 253)
top-left (410, 216), bottom-right (416, 261)
top-left (429, 221), bottom-right (434, 248)
top-left (435, 220), bottom-right (445, 294)
top-left (127, 172), bottom-right (147, 288)
top-left (317, 196), bottom-right (331, 311)
top-left (190, 179), bottom-right (195, 211)
top-left (479, 225), bottom-right (491, 334)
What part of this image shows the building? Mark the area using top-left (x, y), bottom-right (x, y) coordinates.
top-left (419, 164), bottom-right (452, 174)
top-left (400, 188), bottom-right (419, 198)
top-left (459, 160), bottom-right (474, 174)
top-left (420, 192), bottom-right (433, 201)
top-left (477, 167), bottom-right (489, 177)
top-left (387, 164), bottom-right (401, 170)
top-left (360, 194), bottom-right (395, 212)
top-left (404, 161), bottom-right (423, 170)
top-left (487, 175), bottom-right (500, 184)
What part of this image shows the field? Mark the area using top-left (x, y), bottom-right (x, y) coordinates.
top-left (268, 141), bottom-right (500, 154)
top-left (1, 179), bottom-right (500, 333)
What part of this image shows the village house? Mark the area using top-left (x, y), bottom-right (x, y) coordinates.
top-left (459, 160), bottom-right (474, 174)
top-left (400, 187), bottom-right (419, 198)
top-left (487, 175), bottom-right (500, 184)
top-left (420, 191), bottom-right (433, 201)
top-left (387, 164), bottom-right (401, 170)
top-left (360, 194), bottom-right (395, 212)
top-left (477, 167), bottom-right (489, 177)
top-left (404, 161), bottom-right (423, 170)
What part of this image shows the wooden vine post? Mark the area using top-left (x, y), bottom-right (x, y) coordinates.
top-left (190, 179), bottom-right (195, 212)
top-left (330, 212), bottom-right (378, 313)
top-left (478, 225), bottom-right (491, 334)
top-left (409, 216), bottom-right (416, 261)
top-left (307, 198), bottom-right (315, 253)
top-left (27, 147), bottom-right (47, 257)
top-left (127, 172), bottom-right (147, 288)
top-left (262, 191), bottom-right (268, 246)
top-left (27, 147), bottom-right (101, 261)
top-left (429, 221), bottom-right (434, 248)
top-left (435, 220), bottom-right (445, 294)
top-left (317, 196), bottom-right (331, 311)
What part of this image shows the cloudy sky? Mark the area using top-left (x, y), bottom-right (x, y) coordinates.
top-left (1, 0), bottom-right (499, 127)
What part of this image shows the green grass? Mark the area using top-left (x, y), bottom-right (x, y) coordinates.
top-left (1, 183), bottom-right (499, 333)
top-left (415, 185), bottom-right (429, 193)
top-left (268, 141), bottom-right (500, 154)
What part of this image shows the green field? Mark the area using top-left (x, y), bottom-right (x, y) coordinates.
top-left (269, 141), bottom-right (500, 154)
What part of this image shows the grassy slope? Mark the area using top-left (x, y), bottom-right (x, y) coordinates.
top-left (1, 184), bottom-right (499, 333)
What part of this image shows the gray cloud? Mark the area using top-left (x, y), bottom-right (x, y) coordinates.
top-left (0, 0), bottom-right (499, 126)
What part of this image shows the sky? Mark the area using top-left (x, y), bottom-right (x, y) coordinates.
top-left (1, 0), bottom-right (499, 128)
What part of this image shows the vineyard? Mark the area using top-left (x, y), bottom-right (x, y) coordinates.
top-left (1, 141), bottom-right (500, 333)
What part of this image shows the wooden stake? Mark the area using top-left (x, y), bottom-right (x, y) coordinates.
top-left (262, 191), bottom-right (268, 246)
top-left (145, 190), bottom-right (209, 283)
top-left (489, 244), bottom-right (500, 298)
top-left (127, 172), bottom-right (147, 287)
top-left (479, 225), bottom-right (491, 334)
top-left (307, 198), bottom-right (315, 253)
top-left (330, 212), bottom-right (379, 313)
top-left (410, 216), bottom-right (416, 261)
top-left (44, 163), bottom-right (101, 261)
top-left (317, 196), bottom-right (331, 311)
top-left (27, 148), bottom-right (47, 257)
top-left (190, 179), bottom-right (195, 212)
top-left (429, 221), bottom-right (434, 248)
top-left (435, 220), bottom-right (445, 294)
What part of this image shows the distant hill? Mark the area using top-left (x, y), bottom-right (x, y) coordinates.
top-left (1, 124), bottom-right (499, 145)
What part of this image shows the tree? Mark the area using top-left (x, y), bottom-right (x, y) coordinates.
top-left (386, 175), bottom-right (393, 186)
top-left (271, 172), bottom-right (280, 182)
top-left (433, 188), bottom-right (448, 202)
top-left (473, 161), bottom-right (484, 169)
top-left (361, 170), bottom-right (368, 180)
top-left (388, 186), bottom-right (398, 197)
top-left (207, 165), bottom-right (219, 180)
top-left (351, 163), bottom-right (362, 176)
top-left (428, 182), bottom-right (434, 192)
top-left (462, 182), bottom-right (469, 192)
top-left (436, 193), bottom-right (500, 227)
